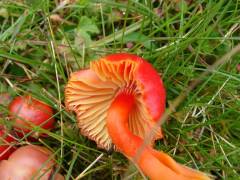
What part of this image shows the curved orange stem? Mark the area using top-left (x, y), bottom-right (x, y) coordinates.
top-left (107, 93), bottom-right (211, 180)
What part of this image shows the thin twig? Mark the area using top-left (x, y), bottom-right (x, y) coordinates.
top-left (75, 153), bottom-right (104, 180)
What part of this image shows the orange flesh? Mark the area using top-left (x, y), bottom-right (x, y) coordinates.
top-left (107, 92), bottom-right (211, 180)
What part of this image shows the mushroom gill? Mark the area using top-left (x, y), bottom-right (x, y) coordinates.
top-left (65, 58), bottom-right (162, 150)
top-left (65, 53), bottom-right (211, 180)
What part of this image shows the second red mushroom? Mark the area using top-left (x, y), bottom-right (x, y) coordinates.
top-left (9, 95), bottom-right (55, 137)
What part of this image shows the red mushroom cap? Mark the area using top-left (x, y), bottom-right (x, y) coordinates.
top-left (0, 145), bottom-right (63, 179)
top-left (0, 127), bottom-right (16, 160)
top-left (9, 95), bottom-right (55, 134)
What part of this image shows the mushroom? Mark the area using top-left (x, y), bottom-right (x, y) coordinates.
top-left (0, 145), bottom-right (64, 180)
top-left (0, 126), bottom-right (16, 160)
top-left (65, 53), bottom-right (210, 180)
top-left (9, 95), bottom-right (55, 136)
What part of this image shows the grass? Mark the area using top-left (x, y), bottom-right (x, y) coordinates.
top-left (0, 0), bottom-right (240, 179)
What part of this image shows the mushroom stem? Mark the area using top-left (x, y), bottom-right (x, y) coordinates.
top-left (107, 92), bottom-right (211, 180)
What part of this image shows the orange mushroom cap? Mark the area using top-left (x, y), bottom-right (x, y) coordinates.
top-left (65, 53), bottom-right (165, 150)
top-left (65, 53), bottom-right (211, 180)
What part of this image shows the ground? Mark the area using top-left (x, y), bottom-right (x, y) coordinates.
top-left (0, 0), bottom-right (240, 179)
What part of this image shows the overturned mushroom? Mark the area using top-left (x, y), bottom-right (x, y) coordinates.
top-left (65, 53), bottom-right (210, 180)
